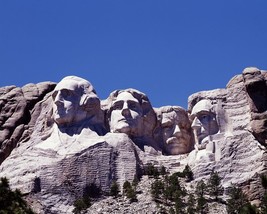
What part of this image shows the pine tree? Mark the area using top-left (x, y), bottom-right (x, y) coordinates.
top-left (261, 174), bottom-right (267, 189)
top-left (226, 185), bottom-right (257, 214)
top-left (151, 179), bottom-right (164, 201)
top-left (260, 192), bottom-right (267, 214)
top-left (169, 207), bottom-right (175, 214)
top-left (183, 165), bottom-right (194, 182)
top-left (132, 175), bottom-right (139, 190)
top-left (110, 181), bottom-right (119, 197)
top-left (160, 165), bottom-right (167, 175)
top-left (186, 193), bottom-right (196, 214)
top-left (174, 190), bottom-right (186, 214)
top-left (207, 171), bottom-right (224, 201)
top-left (123, 180), bottom-right (137, 203)
top-left (0, 177), bottom-right (35, 214)
top-left (123, 180), bottom-right (131, 195)
top-left (126, 186), bottom-right (137, 203)
top-left (260, 174), bottom-right (267, 214)
top-left (195, 180), bottom-right (208, 214)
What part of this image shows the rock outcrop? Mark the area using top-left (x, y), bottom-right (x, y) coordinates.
top-left (0, 82), bottom-right (56, 164)
top-left (0, 67), bottom-right (266, 213)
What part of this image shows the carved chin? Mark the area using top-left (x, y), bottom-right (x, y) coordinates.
top-left (54, 113), bottom-right (73, 125)
top-left (196, 133), bottom-right (209, 144)
top-left (166, 137), bottom-right (188, 154)
top-left (112, 122), bottom-right (131, 134)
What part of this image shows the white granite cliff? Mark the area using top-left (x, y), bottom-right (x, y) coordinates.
top-left (0, 68), bottom-right (266, 213)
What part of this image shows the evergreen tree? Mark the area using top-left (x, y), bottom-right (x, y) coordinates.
top-left (123, 180), bottom-right (131, 195)
top-left (123, 180), bottom-right (137, 202)
top-left (186, 193), bottom-right (196, 214)
top-left (169, 207), bottom-right (175, 214)
top-left (174, 190), bottom-right (186, 214)
top-left (126, 186), bottom-right (137, 203)
top-left (151, 179), bottom-right (164, 201)
top-left (73, 198), bottom-right (91, 214)
top-left (132, 175), bottom-right (139, 191)
top-left (207, 171), bottom-right (224, 201)
top-left (0, 177), bottom-right (34, 214)
top-left (183, 165), bottom-right (194, 182)
top-left (83, 183), bottom-right (101, 198)
top-left (260, 174), bottom-right (267, 214)
top-left (226, 185), bottom-right (257, 214)
top-left (73, 184), bottom-right (97, 214)
top-left (110, 181), bottom-right (119, 197)
top-left (160, 165), bottom-right (167, 175)
top-left (144, 163), bottom-right (159, 178)
top-left (261, 174), bottom-right (267, 189)
top-left (260, 192), bottom-right (267, 214)
top-left (195, 180), bottom-right (208, 214)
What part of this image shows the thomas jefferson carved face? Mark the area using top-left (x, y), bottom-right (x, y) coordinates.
top-left (52, 76), bottom-right (100, 127)
top-left (191, 99), bottom-right (219, 145)
top-left (109, 91), bottom-right (143, 137)
top-left (161, 107), bottom-right (191, 155)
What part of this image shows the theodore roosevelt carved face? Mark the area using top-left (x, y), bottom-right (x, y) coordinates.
top-left (190, 99), bottom-right (219, 147)
top-left (160, 106), bottom-right (192, 155)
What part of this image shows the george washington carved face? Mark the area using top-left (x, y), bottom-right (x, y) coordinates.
top-left (52, 76), bottom-right (100, 127)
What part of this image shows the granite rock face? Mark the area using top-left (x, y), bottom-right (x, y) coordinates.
top-left (187, 67), bottom-right (267, 204)
top-left (0, 68), bottom-right (266, 213)
top-left (0, 82), bottom-right (56, 164)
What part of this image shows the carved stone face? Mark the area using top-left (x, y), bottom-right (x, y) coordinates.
top-left (161, 110), bottom-right (191, 155)
top-left (191, 100), bottom-right (219, 145)
top-left (109, 91), bottom-right (143, 136)
top-left (52, 77), bottom-right (99, 127)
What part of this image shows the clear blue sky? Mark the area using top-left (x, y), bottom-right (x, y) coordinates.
top-left (1, 1), bottom-right (267, 108)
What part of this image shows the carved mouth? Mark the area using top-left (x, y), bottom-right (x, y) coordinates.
top-left (118, 118), bottom-right (132, 123)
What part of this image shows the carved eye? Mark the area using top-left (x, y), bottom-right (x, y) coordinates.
top-left (198, 114), bottom-right (212, 123)
top-left (112, 102), bottom-right (123, 110)
top-left (128, 102), bottom-right (137, 110)
top-left (61, 89), bottom-right (72, 98)
top-left (162, 121), bottom-right (173, 129)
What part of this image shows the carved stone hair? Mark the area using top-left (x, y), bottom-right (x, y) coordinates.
top-left (58, 76), bottom-right (99, 111)
top-left (106, 88), bottom-right (157, 136)
top-left (158, 106), bottom-right (190, 129)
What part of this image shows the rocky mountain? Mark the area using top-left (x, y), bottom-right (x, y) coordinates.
top-left (0, 67), bottom-right (266, 213)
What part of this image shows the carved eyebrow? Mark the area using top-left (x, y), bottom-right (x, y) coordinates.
top-left (112, 100), bottom-right (123, 106)
top-left (127, 100), bottom-right (140, 105)
top-left (162, 120), bottom-right (173, 127)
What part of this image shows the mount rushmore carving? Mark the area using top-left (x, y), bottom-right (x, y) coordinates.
top-left (0, 67), bottom-right (266, 213)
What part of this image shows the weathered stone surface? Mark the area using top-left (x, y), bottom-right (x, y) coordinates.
top-left (0, 81), bottom-right (55, 164)
top-left (187, 68), bottom-right (267, 204)
top-left (156, 105), bottom-right (194, 155)
top-left (242, 67), bottom-right (267, 146)
top-left (0, 68), bottom-right (267, 213)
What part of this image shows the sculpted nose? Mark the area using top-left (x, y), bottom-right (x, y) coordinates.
top-left (121, 102), bottom-right (130, 116)
top-left (54, 92), bottom-right (63, 105)
top-left (173, 125), bottom-right (181, 135)
top-left (122, 108), bottom-right (130, 117)
top-left (191, 117), bottom-right (201, 130)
